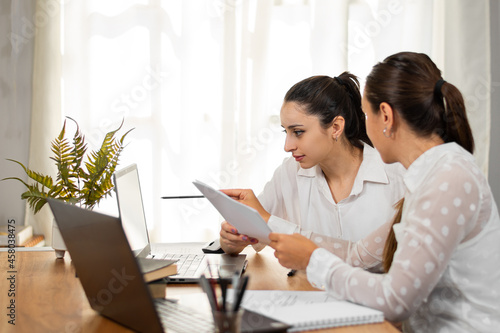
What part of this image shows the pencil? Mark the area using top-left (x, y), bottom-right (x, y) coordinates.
top-left (161, 195), bottom-right (204, 199)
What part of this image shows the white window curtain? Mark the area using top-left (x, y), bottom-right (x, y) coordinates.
top-left (24, 0), bottom-right (62, 242)
top-left (27, 0), bottom-right (491, 244)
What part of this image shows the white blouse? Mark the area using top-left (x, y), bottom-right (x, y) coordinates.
top-left (255, 143), bottom-right (405, 250)
top-left (307, 143), bottom-right (500, 332)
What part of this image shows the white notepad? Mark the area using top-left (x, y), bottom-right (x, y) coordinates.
top-left (192, 180), bottom-right (272, 244)
top-left (230, 290), bottom-right (384, 332)
top-left (269, 301), bottom-right (384, 331)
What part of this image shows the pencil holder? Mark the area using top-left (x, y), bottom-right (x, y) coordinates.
top-left (212, 308), bottom-right (244, 333)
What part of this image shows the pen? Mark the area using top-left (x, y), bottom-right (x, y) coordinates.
top-left (241, 260), bottom-right (248, 274)
top-left (219, 276), bottom-right (229, 312)
top-left (231, 271), bottom-right (239, 291)
top-left (287, 269), bottom-right (297, 277)
top-left (232, 275), bottom-right (249, 312)
top-left (207, 258), bottom-right (216, 279)
top-left (199, 275), bottom-right (219, 311)
top-left (161, 195), bottom-right (204, 199)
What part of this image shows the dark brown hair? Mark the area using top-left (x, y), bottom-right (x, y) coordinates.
top-left (382, 198), bottom-right (404, 273)
top-left (365, 52), bottom-right (475, 271)
top-left (365, 52), bottom-right (474, 154)
top-left (284, 72), bottom-right (372, 149)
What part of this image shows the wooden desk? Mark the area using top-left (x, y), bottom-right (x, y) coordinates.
top-left (0, 248), bottom-right (399, 333)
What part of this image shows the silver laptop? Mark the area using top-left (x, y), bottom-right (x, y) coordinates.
top-left (47, 199), bottom-right (289, 333)
top-left (113, 163), bottom-right (246, 283)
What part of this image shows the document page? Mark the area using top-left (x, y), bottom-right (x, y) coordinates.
top-left (193, 180), bottom-right (272, 244)
top-left (227, 290), bottom-right (337, 311)
top-left (226, 290), bottom-right (384, 331)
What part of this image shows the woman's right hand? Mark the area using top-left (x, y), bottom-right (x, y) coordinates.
top-left (220, 189), bottom-right (271, 222)
top-left (218, 188), bottom-right (269, 254)
top-left (219, 221), bottom-right (258, 254)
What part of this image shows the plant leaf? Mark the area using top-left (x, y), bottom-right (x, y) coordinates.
top-left (4, 118), bottom-right (132, 213)
top-left (81, 120), bottom-right (133, 208)
top-left (4, 159), bottom-right (54, 190)
top-left (20, 185), bottom-right (50, 214)
top-left (50, 119), bottom-right (81, 200)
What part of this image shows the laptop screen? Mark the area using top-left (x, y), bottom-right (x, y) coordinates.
top-left (113, 164), bottom-right (150, 253)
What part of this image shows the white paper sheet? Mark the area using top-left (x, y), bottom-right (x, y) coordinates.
top-left (193, 180), bottom-right (272, 244)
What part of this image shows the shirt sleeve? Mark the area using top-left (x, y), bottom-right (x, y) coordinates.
top-left (307, 162), bottom-right (482, 321)
top-left (261, 215), bottom-right (390, 272)
top-left (309, 219), bottom-right (393, 272)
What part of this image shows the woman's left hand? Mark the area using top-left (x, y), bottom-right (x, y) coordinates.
top-left (268, 232), bottom-right (319, 270)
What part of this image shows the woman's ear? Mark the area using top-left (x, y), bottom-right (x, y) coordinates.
top-left (331, 115), bottom-right (345, 141)
top-left (379, 102), bottom-right (394, 129)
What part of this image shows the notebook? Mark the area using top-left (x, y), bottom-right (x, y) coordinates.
top-left (47, 199), bottom-right (290, 333)
top-left (232, 290), bottom-right (384, 332)
top-left (113, 164), bottom-right (247, 283)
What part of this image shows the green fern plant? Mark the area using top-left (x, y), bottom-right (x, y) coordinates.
top-left (3, 117), bottom-right (133, 213)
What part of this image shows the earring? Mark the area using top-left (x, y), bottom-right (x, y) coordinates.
top-left (383, 127), bottom-right (392, 138)
top-left (335, 136), bottom-right (338, 142)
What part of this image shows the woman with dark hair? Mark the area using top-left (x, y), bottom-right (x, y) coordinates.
top-left (219, 72), bottom-right (405, 261)
top-left (268, 52), bottom-right (500, 331)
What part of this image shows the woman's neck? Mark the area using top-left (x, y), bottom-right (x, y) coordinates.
top-left (320, 144), bottom-right (364, 203)
top-left (397, 133), bottom-right (444, 169)
top-left (320, 144), bottom-right (363, 179)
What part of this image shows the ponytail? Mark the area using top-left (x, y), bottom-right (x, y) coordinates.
top-left (440, 82), bottom-right (475, 154)
top-left (382, 198), bottom-right (404, 272)
top-left (335, 72), bottom-right (373, 148)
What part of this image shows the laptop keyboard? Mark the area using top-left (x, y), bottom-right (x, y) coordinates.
top-left (160, 253), bottom-right (207, 277)
top-left (148, 253), bottom-right (222, 278)
top-left (155, 299), bottom-right (214, 333)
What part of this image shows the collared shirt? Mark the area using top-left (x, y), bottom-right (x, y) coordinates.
top-left (307, 142), bottom-right (500, 331)
top-left (257, 143), bottom-right (405, 241)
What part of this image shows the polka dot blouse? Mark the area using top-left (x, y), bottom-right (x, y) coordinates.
top-left (306, 143), bottom-right (500, 332)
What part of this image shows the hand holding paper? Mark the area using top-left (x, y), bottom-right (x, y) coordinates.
top-left (193, 180), bottom-right (272, 244)
top-left (220, 188), bottom-right (271, 222)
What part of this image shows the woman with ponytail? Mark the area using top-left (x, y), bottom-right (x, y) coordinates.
top-left (219, 72), bottom-right (405, 259)
top-left (268, 52), bottom-right (500, 332)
